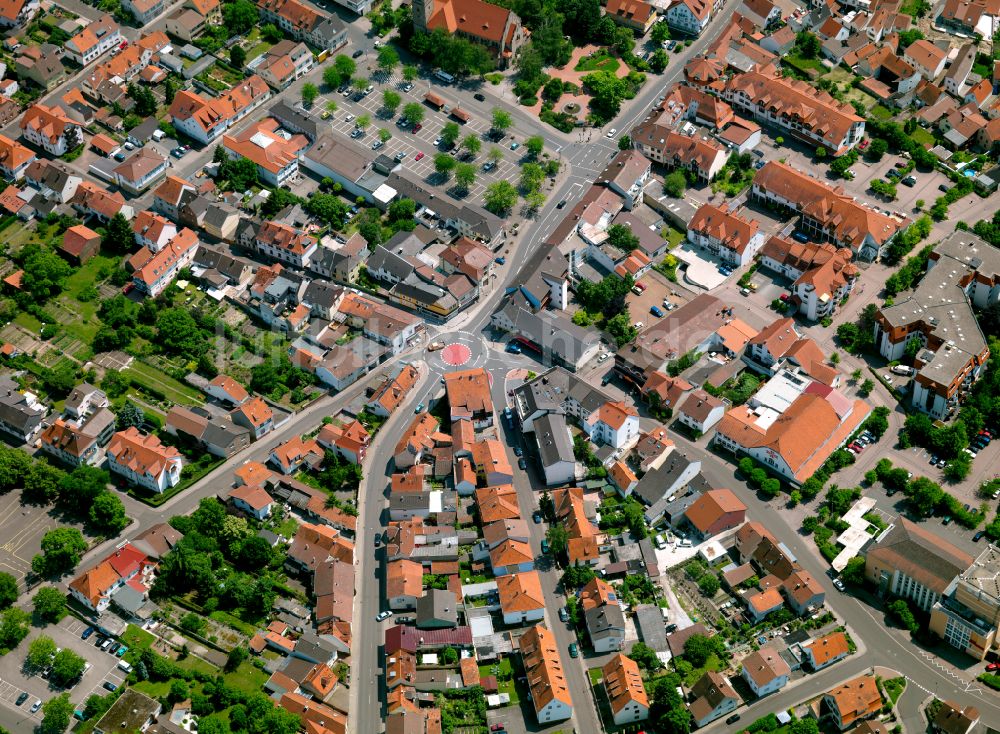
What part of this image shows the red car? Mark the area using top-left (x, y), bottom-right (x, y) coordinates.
top-left (415, 151), bottom-right (424, 161)
top-left (858, 139), bottom-right (870, 150)
top-left (779, 293), bottom-right (789, 302)
top-left (987, 662), bottom-right (1000, 671)
top-left (411, 123), bottom-right (422, 133)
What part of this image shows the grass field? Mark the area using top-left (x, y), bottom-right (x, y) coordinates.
top-left (910, 127), bottom-right (935, 148)
top-left (868, 104), bottom-right (894, 120)
top-left (575, 52), bottom-right (620, 73)
top-left (13, 311), bottom-right (42, 332)
top-left (125, 360), bottom-right (205, 406)
top-left (663, 225), bottom-right (685, 248)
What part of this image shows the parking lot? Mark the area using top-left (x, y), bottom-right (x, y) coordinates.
top-left (296, 79), bottom-right (527, 203)
top-left (0, 490), bottom-right (81, 591)
top-left (0, 615), bottom-right (125, 718)
top-left (626, 268), bottom-right (690, 324)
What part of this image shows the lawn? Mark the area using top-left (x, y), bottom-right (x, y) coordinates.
top-left (225, 661), bottom-right (268, 694)
top-left (681, 653), bottom-right (721, 687)
top-left (910, 127), bottom-right (935, 148)
top-left (783, 53), bottom-right (824, 77)
top-left (881, 676), bottom-right (906, 705)
top-left (820, 67), bottom-right (855, 84)
top-left (122, 624), bottom-right (155, 655)
top-left (588, 667), bottom-right (603, 685)
top-left (13, 311), bottom-right (42, 332)
top-left (575, 51), bottom-right (620, 74)
top-left (124, 360), bottom-right (206, 407)
top-left (132, 680), bottom-right (173, 698)
top-left (4, 220), bottom-right (38, 251)
top-left (843, 87), bottom-right (877, 111)
top-left (272, 516), bottom-right (299, 538)
top-left (243, 28), bottom-right (275, 62)
top-left (868, 104), bottom-right (894, 120)
top-left (662, 224), bottom-right (685, 248)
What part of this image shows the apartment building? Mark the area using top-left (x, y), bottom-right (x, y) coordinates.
top-left (114, 148), bottom-right (168, 195)
top-left (629, 127), bottom-right (727, 182)
top-left (256, 0), bottom-right (349, 49)
top-left (723, 71), bottom-right (865, 155)
top-left (169, 76), bottom-right (271, 146)
top-left (122, 0), bottom-right (165, 24)
top-left (665, 0), bottom-right (711, 34)
top-left (603, 654), bottom-right (649, 725)
top-left (688, 203), bottom-right (764, 267)
top-left (0, 134), bottom-right (35, 181)
top-left (20, 103), bottom-right (83, 157)
top-left (759, 236), bottom-right (858, 321)
top-left (256, 40), bottom-right (315, 90)
top-left (752, 161), bottom-right (905, 261)
top-left (930, 545), bottom-right (1000, 660)
top-left (129, 228), bottom-right (199, 297)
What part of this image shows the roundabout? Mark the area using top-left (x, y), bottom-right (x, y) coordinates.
top-left (440, 342), bottom-right (473, 367)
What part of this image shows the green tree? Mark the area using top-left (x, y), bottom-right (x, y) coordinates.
top-left (454, 163), bottom-right (476, 192)
top-left (484, 180), bottom-right (518, 214)
top-left (302, 83), bottom-right (318, 107)
top-left (649, 49), bottom-right (669, 72)
top-left (402, 102), bottom-right (424, 124)
top-left (0, 572), bottom-right (17, 609)
top-left (663, 170), bottom-right (686, 198)
top-left (944, 452), bottom-right (972, 482)
top-left (866, 138), bottom-right (888, 161)
top-left (229, 44), bottom-right (246, 69)
top-left (323, 65), bottom-right (344, 89)
top-left (434, 153), bottom-right (456, 179)
top-left (440, 121), bottom-right (461, 148)
top-left (27, 635), bottom-right (56, 670)
top-left (156, 308), bottom-right (206, 359)
top-left (19, 245), bottom-right (71, 303)
top-left (382, 89), bottom-right (401, 113)
top-left (31, 528), bottom-right (87, 577)
top-left (461, 134), bottom-right (481, 157)
top-left (561, 564), bottom-right (596, 588)
top-left (698, 573), bottom-right (720, 597)
top-left (683, 634), bottom-right (720, 667)
top-left (607, 223), bottom-right (639, 252)
top-left (377, 45), bottom-right (400, 74)
top-left (305, 193), bottom-right (349, 228)
top-left (260, 23), bottom-right (282, 42)
top-left (117, 401), bottom-right (145, 430)
top-left (545, 523), bottom-right (569, 556)
top-left (840, 556), bottom-right (867, 586)
top-left (0, 607), bottom-right (29, 652)
top-left (355, 113), bottom-right (371, 130)
top-left (525, 135), bottom-right (544, 158)
top-left (222, 0), bottom-right (258, 33)
top-left (378, 128), bottom-right (391, 143)
top-left (89, 492), bottom-right (128, 534)
top-left (50, 648), bottom-right (86, 685)
top-left (334, 54), bottom-right (356, 82)
top-left (490, 108), bottom-right (513, 136)
top-left (169, 680), bottom-right (190, 703)
top-left (402, 64), bottom-right (418, 82)
top-left (606, 312), bottom-right (637, 346)
top-left (629, 641), bottom-right (663, 673)
top-left (760, 477), bottom-right (781, 497)
top-left (225, 645), bottom-right (249, 673)
top-left (33, 586), bottom-right (67, 623)
top-left (127, 84), bottom-right (157, 117)
top-left (794, 31), bottom-right (820, 58)
top-left (651, 22), bottom-right (670, 44)
top-left (887, 598), bottom-right (919, 633)
top-left (909, 476), bottom-right (944, 517)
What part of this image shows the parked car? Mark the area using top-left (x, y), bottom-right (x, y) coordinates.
top-left (605, 128), bottom-right (616, 139)
top-left (833, 578), bottom-right (846, 591)
top-left (532, 511), bottom-right (543, 524)
top-left (103, 682), bottom-right (118, 692)
top-left (352, 49), bottom-right (364, 58)
top-left (30, 700), bottom-right (42, 713)
top-left (371, 140), bottom-right (383, 150)
top-left (414, 402), bottom-right (425, 413)
top-left (987, 661), bottom-right (1000, 671)
top-left (568, 643), bottom-right (579, 658)
top-left (559, 607), bottom-right (569, 622)
top-left (474, 93), bottom-right (486, 101)
top-left (82, 626), bottom-right (95, 640)
top-left (402, 82), bottom-right (414, 92)
top-left (518, 457), bottom-right (527, 470)
top-left (16, 693), bottom-right (28, 706)
top-left (975, 531), bottom-right (986, 542)
top-left (376, 610), bottom-right (391, 622)
top-left (943, 516), bottom-right (953, 525)
top-left (650, 306), bottom-right (663, 317)
top-left (891, 365), bottom-right (914, 376)
top-left (541, 539), bottom-right (550, 553)
top-left (902, 176), bottom-right (916, 187)
top-left (726, 715), bottom-right (742, 725)
top-left (506, 342), bottom-right (521, 354)
top-left (514, 447), bottom-right (523, 457)
top-left (495, 256), bottom-right (505, 264)
top-left (415, 151), bottom-right (424, 161)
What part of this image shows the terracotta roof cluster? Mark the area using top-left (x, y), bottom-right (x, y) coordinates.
top-left (223, 118), bottom-right (309, 175)
top-left (424, 0), bottom-right (521, 46)
top-left (603, 654), bottom-right (648, 717)
top-left (684, 488), bottom-right (746, 534)
top-left (606, 0), bottom-right (655, 23)
top-left (71, 180), bottom-right (128, 219)
top-left (131, 228), bottom-right (199, 289)
top-left (631, 125), bottom-right (727, 175)
top-left (444, 368), bottom-right (493, 419)
top-left (824, 675), bottom-right (882, 728)
top-left (553, 487), bottom-right (601, 564)
top-left (287, 522), bottom-right (354, 572)
top-left (804, 631), bottom-right (850, 667)
top-left (20, 103), bottom-right (76, 146)
top-left (69, 543), bottom-right (155, 607)
top-left (0, 133), bottom-right (35, 173)
top-left (496, 571), bottom-right (545, 614)
top-left (169, 75), bottom-right (269, 136)
top-left (367, 364), bottom-right (420, 415)
top-left (753, 161), bottom-right (905, 250)
top-left (761, 235), bottom-right (858, 301)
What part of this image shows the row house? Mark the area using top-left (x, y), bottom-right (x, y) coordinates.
top-left (256, 220), bottom-right (319, 268)
top-left (723, 71), bottom-right (865, 155)
top-left (169, 76), bottom-right (271, 146)
top-left (665, 0), bottom-right (711, 34)
top-left (687, 203), bottom-right (764, 267)
top-left (519, 625), bottom-right (573, 723)
top-left (106, 427), bottom-right (183, 492)
top-left (13, 44), bottom-right (64, 91)
top-left (71, 181), bottom-right (134, 222)
top-left (316, 419), bottom-right (370, 464)
top-left (255, 0), bottom-right (348, 51)
top-left (122, 0), bottom-right (165, 25)
top-left (603, 654), bottom-right (649, 725)
top-left (40, 408), bottom-right (115, 467)
top-left (129, 228), bottom-right (199, 297)
top-left (82, 40), bottom-right (157, 101)
top-left (595, 149), bottom-right (651, 210)
top-left (903, 39), bottom-right (949, 81)
top-left (629, 126), bottom-right (727, 182)
top-left (25, 159), bottom-right (81, 204)
top-left (133, 210), bottom-right (177, 252)
top-left (20, 103), bottom-right (83, 157)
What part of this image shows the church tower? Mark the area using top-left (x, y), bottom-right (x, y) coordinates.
top-left (412, 0), bottom-right (433, 33)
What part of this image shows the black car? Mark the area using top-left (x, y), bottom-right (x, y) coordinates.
top-left (975, 531), bottom-right (986, 542)
top-left (103, 682), bottom-right (118, 692)
top-left (726, 715), bottom-right (741, 725)
top-left (518, 457), bottom-right (527, 470)
top-left (532, 511), bottom-right (543, 524)
top-left (556, 199), bottom-right (567, 209)
top-left (374, 534), bottom-right (381, 548)
top-left (665, 623), bottom-right (678, 634)
top-left (474, 93), bottom-right (486, 102)
top-left (939, 184), bottom-right (950, 192)
top-left (352, 49), bottom-right (364, 58)
top-left (16, 692), bottom-right (29, 706)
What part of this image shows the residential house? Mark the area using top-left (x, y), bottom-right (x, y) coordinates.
top-left (416, 588), bottom-right (458, 629)
top-left (71, 180), bottom-right (133, 222)
top-left (387, 559), bottom-right (423, 610)
top-left (741, 648), bottom-right (790, 697)
top-left (114, 148), bottom-right (168, 194)
top-left (603, 654), bottom-right (649, 725)
top-left (665, 0), bottom-right (711, 34)
top-left (169, 76), bottom-right (271, 146)
top-left (122, 0), bottom-right (165, 25)
top-left (163, 7), bottom-right (205, 41)
top-left (205, 375), bottom-right (249, 406)
top-left (269, 435), bottom-right (323, 474)
top-left (629, 127), bottom-right (727, 182)
top-left (60, 224), bottom-right (101, 264)
top-left (688, 671), bottom-right (740, 727)
top-left (822, 675), bottom-right (882, 730)
top-left (676, 389), bottom-right (726, 434)
top-left (585, 603), bottom-right (626, 653)
top-left (683, 488), bottom-right (746, 539)
top-left (64, 14), bottom-right (121, 66)
top-left (229, 484), bottom-right (274, 520)
top-left (25, 159), bottom-right (82, 204)
top-left (256, 40), bottom-right (315, 90)
top-left (904, 39), bottom-right (948, 81)
top-left (519, 625), bottom-right (573, 723)
top-left (746, 586), bottom-right (785, 622)
top-left (232, 396), bottom-right (275, 439)
top-left (106, 427), bottom-right (183, 492)
top-left (129, 228), bottom-right (199, 298)
top-left (932, 701), bottom-right (980, 734)
top-left (0, 0), bottom-right (38, 28)
top-left (605, 0), bottom-right (657, 33)
top-left (758, 236), bottom-right (858, 321)
top-left (13, 44), bottom-right (65, 90)
top-left (801, 631), bottom-right (850, 671)
top-left (582, 401), bottom-right (639, 449)
top-left (93, 689), bottom-right (160, 734)
top-left (256, 220), bottom-right (318, 268)
top-left (496, 571), bottom-right (545, 625)
top-left (0, 134), bottom-right (36, 181)
top-left (366, 364), bottom-right (419, 418)
top-left (316, 419), bottom-right (369, 465)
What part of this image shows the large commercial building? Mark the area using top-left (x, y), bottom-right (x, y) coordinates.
top-left (931, 545), bottom-right (1000, 661)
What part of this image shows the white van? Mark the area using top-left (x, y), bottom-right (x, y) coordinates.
top-left (117, 661), bottom-right (132, 673)
top-left (434, 70), bottom-right (455, 84)
top-left (891, 365), bottom-right (914, 376)
top-left (654, 534), bottom-right (666, 550)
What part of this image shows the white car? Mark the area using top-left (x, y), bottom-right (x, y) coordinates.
top-left (376, 610), bottom-right (391, 622)
top-left (891, 365), bottom-right (914, 376)
top-left (597, 353), bottom-right (609, 363)
top-left (605, 128), bottom-right (617, 138)
top-left (402, 82), bottom-right (414, 92)
top-left (633, 321), bottom-right (643, 330)
top-left (30, 700), bottom-right (41, 713)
